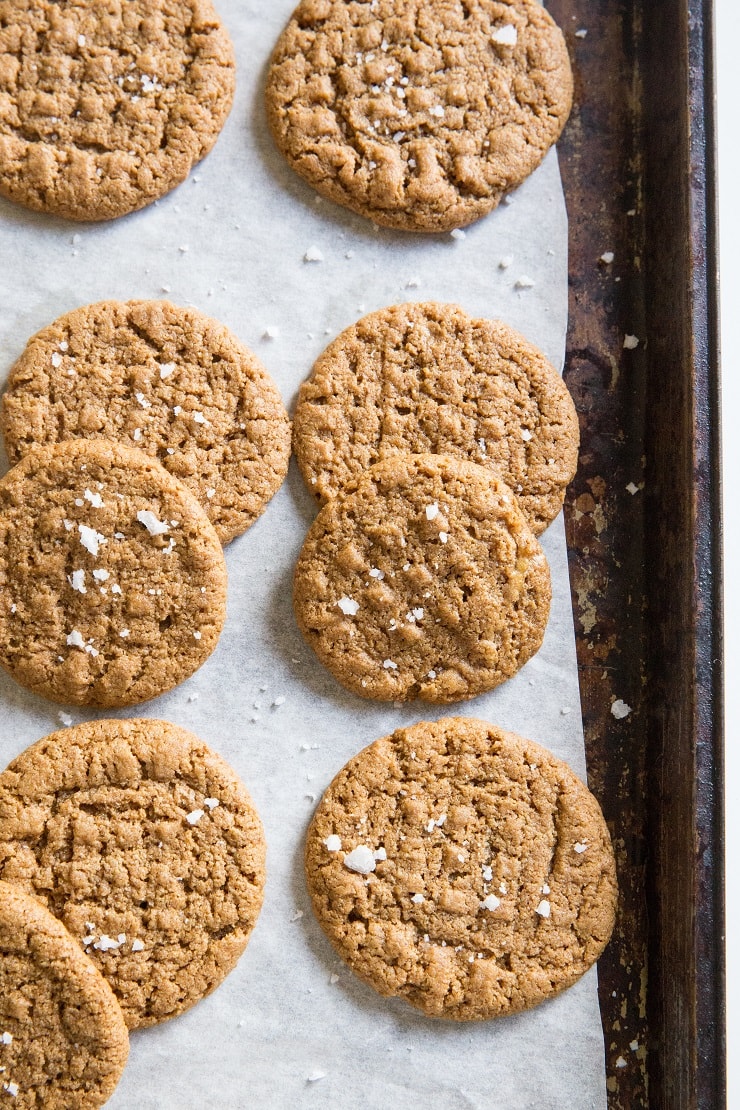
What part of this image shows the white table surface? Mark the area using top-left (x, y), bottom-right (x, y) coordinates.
top-left (716, 0), bottom-right (735, 1101)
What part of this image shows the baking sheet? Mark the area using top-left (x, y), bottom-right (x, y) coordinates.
top-left (0, 2), bottom-right (608, 1107)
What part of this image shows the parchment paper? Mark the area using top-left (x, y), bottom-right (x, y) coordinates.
top-left (0, 3), bottom-right (608, 1107)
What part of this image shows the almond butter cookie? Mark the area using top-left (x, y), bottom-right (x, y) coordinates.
top-left (0, 880), bottom-right (129, 1107)
top-left (2, 300), bottom-right (291, 544)
top-left (293, 453), bottom-right (550, 702)
top-left (305, 717), bottom-right (617, 1020)
top-left (266, 0), bottom-right (573, 231)
top-left (0, 439), bottom-right (227, 707)
top-left (0, 719), bottom-right (266, 1030)
top-left (0, 0), bottom-right (235, 220)
top-left (293, 303), bottom-right (579, 533)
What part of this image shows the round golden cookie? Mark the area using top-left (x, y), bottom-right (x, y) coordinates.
top-left (293, 303), bottom-right (579, 534)
top-left (0, 439), bottom-right (227, 708)
top-left (1, 300), bottom-right (292, 544)
top-left (0, 880), bottom-right (129, 1108)
top-left (265, 0), bottom-right (573, 232)
top-left (0, 719), bottom-right (267, 1030)
top-left (306, 717), bottom-right (617, 1021)
top-left (293, 453), bottom-right (550, 702)
top-left (0, 0), bottom-right (235, 220)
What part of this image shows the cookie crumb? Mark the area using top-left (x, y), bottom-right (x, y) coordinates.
top-left (498, 255), bottom-right (513, 269)
top-left (515, 276), bottom-right (536, 289)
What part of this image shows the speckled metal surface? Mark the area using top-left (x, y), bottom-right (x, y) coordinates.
top-left (549, 0), bottom-right (723, 1106)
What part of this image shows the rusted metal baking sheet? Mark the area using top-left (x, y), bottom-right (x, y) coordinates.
top-left (549, 0), bottom-right (724, 1106)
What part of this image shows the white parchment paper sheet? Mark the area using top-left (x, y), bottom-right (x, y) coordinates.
top-left (0, 3), bottom-right (607, 1107)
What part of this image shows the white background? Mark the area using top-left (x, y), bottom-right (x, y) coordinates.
top-left (716, 0), bottom-right (735, 1103)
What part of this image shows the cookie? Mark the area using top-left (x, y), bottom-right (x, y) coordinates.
top-left (0, 0), bottom-right (235, 220)
top-left (0, 880), bottom-right (129, 1108)
top-left (0, 439), bottom-right (227, 707)
top-left (2, 300), bottom-right (292, 544)
top-left (293, 453), bottom-right (550, 702)
top-left (265, 0), bottom-right (573, 232)
top-left (293, 303), bottom-right (579, 533)
top-left (0, 719), bottom-right (267, 1030)
top-left (306, 717), bottom-right (617, 1020)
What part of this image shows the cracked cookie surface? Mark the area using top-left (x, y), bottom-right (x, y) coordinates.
top-left (293, 453), bottom-right (550, 703)
top-left (0, 880), bottom-right (129, 1108)
top-left (0, 719), bottom-right (266, 1030)
top-left (293, 303), bottom-right (579, 533)
top-left (266, 0), bottom-right (572, 231)
top-left (0, 0), bottom-right (235, 220)
top-left (0, 439), bottom-right (227, 707)
top-left (2, 300), bottom-right (292, 544)
top-left (305, 717), bottom-right (617, 1020)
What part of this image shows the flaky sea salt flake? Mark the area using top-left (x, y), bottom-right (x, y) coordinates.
top-left (491, 24), bottom-right (517, 45)
top-left (343, 846), bottom-right (376, 874)
top-left (136, 510), bottom-right (169, 536)
top-left (623, 334), bottom-right (640, 349)
top-left (535, 899), bottom-right (551, 918)
top-left (68, 570), bottom-right (86, 594)
top-left (185, 809), bottom-right (205, 825)
top-left (304, 245), bottom-right (324, 262)
top-left (480, 894), bottom-right (501, 911)
top-left (337, 596), bottom-right (359, 616)
top-left (84, 488), bottom-right (104, 508)
top-left (611, 698), bottom-right (632, 719)
top-left (78, 524), bottom-right (106, 556)
top-left (324, 835), bottom-right (342, 852)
